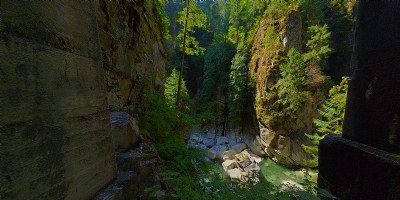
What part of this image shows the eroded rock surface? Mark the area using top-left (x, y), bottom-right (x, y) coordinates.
top-left (95, 0), bottom-right (167, 114)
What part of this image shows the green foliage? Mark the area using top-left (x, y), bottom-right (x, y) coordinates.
top-left (156, 138), bottom-right (204, 173)
top-left (177, 1), bottom-right (207, 55)
top-left (155, 0), bottom-right (172, 40)
top-left (300, 0), bottom-right (328, 25)
top-left (164, 69), bottom-right (190, 108)
top-left (267, 0), bottom-right (298, 18)
top-left (314, 76), bottom-right (349, 135)
top-left (199, 100), bottom-right (225, 128)
top-left (202, 40), bottom-right (236, 101)
top-left (303, 24), bottom-right (332, 62)
top-left (140, 93), bottom-right (195, 142)
top-left (228, 42), bottom-right (252, 123)
top-left (277, 48), bottom-right (307, 114)
top-left (303, 76), bottom-right (349, 166)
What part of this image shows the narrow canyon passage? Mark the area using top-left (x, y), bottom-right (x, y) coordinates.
top-left (1, 0), bottom-right (399, 200)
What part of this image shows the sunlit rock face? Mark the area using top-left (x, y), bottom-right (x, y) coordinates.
top-left (249, 9), bottom-right (317, 167)
top-left (95, 0), bottom-right (167, 115)
top-left (0, 1), bottom-right (115, 199)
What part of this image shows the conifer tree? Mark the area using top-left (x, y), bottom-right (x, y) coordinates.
top-left (277, 48), bottom-right (307, 115)
top-left (165, 69), bottom-right (190, 108)
top-left (303, 76), bottom-right (349, 166)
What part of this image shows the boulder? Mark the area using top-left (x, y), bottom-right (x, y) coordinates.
top-left (206, 132), bottom-right (215, 139)
top-left (232, 143), bottom-right (247, 154)
top-left (207, 149), bottom-right (217, 160)
top-left (291, 142), bottom-right (306, 165)
top-left (216, 136), bottom-right (229, 145)
top-left (227, 168), bottom-right (243, 180)
top-left (249, 152), bottom-right (263, 164)
top-left (110, 112), bottom-right (139, 151)
top-left (245, 136), bottom-right (266, 157)
top-left (244, 162), bottom-right (260, 173)
top-left (259, 127), bottom-right (276, 147)
top-left (189, 134), bottom-right (203, 143)
top-left (202, 138), bottom-right (215, 148)
top-left (235, 150), bottom-right (252, 168)
top-left (222, 160), bottom-right (237, 171)
top-left (222, 150), bottom-right (236, 160)
top-left (210, 145), bottom-right (228, 160)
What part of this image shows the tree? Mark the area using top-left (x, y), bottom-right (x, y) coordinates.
top-left (303, 76), bottom-right (349, 166)
top-left (228, 41), bottom-right (252, 125)
top-left (202, 40), bottom-right (236, 101)
top-left (303, 24), bottom-right (332, 62)
top-left (314, 76), bottom-right (349, 135)
top-left (277, 48), bottom-right (307, 114)
top-left (165, 69), bottom-right (190, 108)
top-left (176, 0), bottom-right (207, 56)
top-left (201, 40), bottom-right (235, 133)
top-left (176, 0), bottom-right (207, 107)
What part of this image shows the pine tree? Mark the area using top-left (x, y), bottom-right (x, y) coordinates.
top-left (314, 76), bottom-right (349, 135)
top-left (177, 0), bottom-right (207, 56)
top-left (303, 76), bottom-right (349, 166)
top-left (164, 69), bottom-right (190, 108)
top-left (228, 41), bottom-right (251, 124)
top-left (303, 24), bottom-right (332, 62)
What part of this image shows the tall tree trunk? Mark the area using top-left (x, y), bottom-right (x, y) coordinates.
top-left (176, 0), bottom-right (190, 107)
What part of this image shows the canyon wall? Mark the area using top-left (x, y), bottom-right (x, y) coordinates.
top-left (0, 0), bottom-right (167, 199)
top-left (95, 0), bottom-right (167, 116)
top-left (0, 1), bottom-right (115, 199)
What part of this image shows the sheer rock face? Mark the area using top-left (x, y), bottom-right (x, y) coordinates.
top-left (0, 1), bottom-right (115, 199)
top-left (343, 0), bottom-right (400, 154)
top-left (95, 0), bottom-right (167, 114)
top-left (0, 0), bottom-right (167, 199)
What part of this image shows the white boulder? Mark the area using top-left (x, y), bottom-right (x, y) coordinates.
top-left (227, 168), bottom-right (243, 180)
top-left (222, 159), bottom-right (237, 171)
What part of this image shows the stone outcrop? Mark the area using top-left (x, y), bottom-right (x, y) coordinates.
top-left (319, 1), bottom-right (400, 199)
top-left (249, 9), bottom-right (317, 167)
top-left (95, 0), bottom-right (167, 114)
top-left (0, 1), bottom-right (115, 199)
top-left (110, 112), bottom-right (139, 151)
